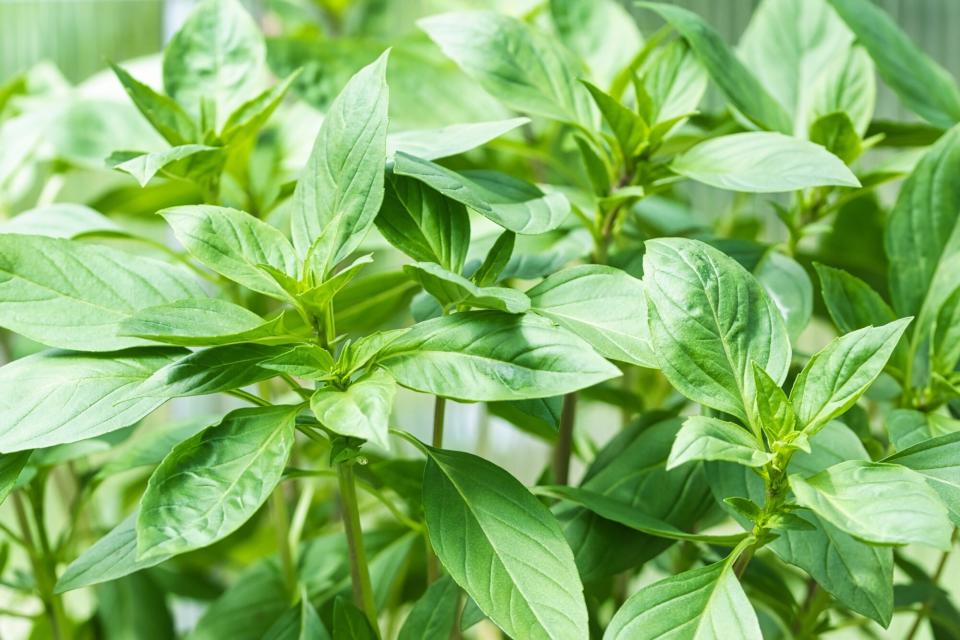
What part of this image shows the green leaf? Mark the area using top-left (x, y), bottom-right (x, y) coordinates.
top-left (754, 250), bottom-right (813, 342)
top-left (422, 446), bottom-right (588, 640)
top-left (260, 344), bottom-right (335, 380)
top-left (393, 152), bottom-right (570, 235)
top-left (0, 349), bottom-right (184, 453)
top-left (541, 485), bottom-right (746, 546)
top-left (113, 144), bottom-right (224, 187)
top-left (333, 271), bottom-right (418, 333)
top-left (672, 132), bottom-right (860, 192)
top-left (377, 175), bottom-right (470, 272)
top-left (297, 254), bottom-right (373, 315)
top-left (419, 11), bottom-right (595, 127)
top-left (110, 62), bottom-right (198, 146)
top-left (582, 81), bottom-right (647, 159)
top-left (809, 112), bottom-right (862, 164)
top-left (814, 263), bottom-right (897, 334)
top-left (0, 235), bottom-right (204, 351)
top-left (604, 558), bottom-right (761, 640)
top-left (404, 262), bottom-right (530, 314)
top-left (886, 409), bottom-right (960, 452)
top-left (790, 319), bottom-right (911, 434)
top-left (737, 0), bottom-right (852, 128)
top-left (56, 512), bottom-right (169, 593)
top-left (161, 205), bottom-right (299, 299)
top-left (0, 451), bottom-right (30, 506)
top-left (643, 238), bottom-right (791, 422)
top-left (932, 285), bottom-right (960, 375)
top-left (751, 363), bottom-right (796, 440)
top-left (310, 369), bottom-right (396, 450)
top-left (221, 71), bottom-right (299, 145)
top-left (790, 460), bottom-right (953, 549)
top-left (378, 311), bottom-right (620, 402)
top-left (397, 575), bottom-right (460, 640)
top-left (262, 595), bottom-right (329, 640)
top-left (667, 416), bottom-right (772, 469)
top-left (886, 430), bottom-right (960, 526)
top-left (641, 40), bottom-right (707, 131)
top-left (162, 0), bottom-right (266, 124)
top-left (119, 299), bottom-right (306, 346)
top-left (386, 118), bottom-right (529, 163)
top-left (98, 416), bottom-right (214, 478)
top-left (0, 203), bottom-right (123, 239)
top-left (807, 45), bottom-right (876, 136)
top-left (826, 0), bottom-right (960, 128)
top-left (135, 344), bottom-right (287, 399)
top-left (333, 598), bottom-right (377, 640)
top-left (549, 0), bottom-right (643, 87)
top-left (472, 231), bottom-right (515, 287)
top-left (138, 404), bottom-right (298, 560)
top-left (527, 265), bottom-right (656, 368)
top-left (290, 52), bottom-right (389, 272)
top-left (638, 2), bottom-right (791, 133)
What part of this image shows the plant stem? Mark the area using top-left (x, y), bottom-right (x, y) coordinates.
top-left (553, 392), bottom-right (578, 485)
top-left (337, 461), bottom-right (378, 634)
top-left (12, 491), bottom-right (66, 640)
top-left (904, 528), bottom-right (957, 640)
top-left (431, 397), bottom-right (447, 448)
top-left (272, 487), bottom-right (297, 601)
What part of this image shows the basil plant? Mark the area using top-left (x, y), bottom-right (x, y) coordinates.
top-left (1, 0), bottom-right (959, 638)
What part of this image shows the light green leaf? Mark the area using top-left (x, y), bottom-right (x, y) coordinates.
top-left (549, 0), bottom-right (643, 87)
top-left (135, 344), bottom-right (287, 399)
top-left (582, 81), bottom-right (647, 159)
top-left (397, 575), bottom-right (460, 640)
top-left (0, 235), bottom-right (204, 351)
top-left (333, 271), bottom-right (419, 333)
top-left (672, 132), bottom-right (859, 193)
top-left (886, 409), bottom-right (960, 452)
top-left (643, 238), bottom-right (791, 422)
top-left (138, 404), bottom-right (298, 560)
top-left (110, 62), bottom-right (198, 146)
top-left (310, 369), bottom-right (395, 450)
top-left (386, 118), bottom-right (528, 163)
top-left (754, 251), bottom-right (813, 342)
top-left (639, 2), bottom-right (791, 133)
top-left (113, 144), bottom-right (223, 187)
top-left (641, 40), bottom-right (707, 130)
top-left (291, 52), bottom-right (389, 272)
top-left (378, 311), bottom-right (620, 402)
top-left (376, 175), bottom-right (470, 272)
top-left (161, 205), bottom-right (298, 300)
top-left (56, 512), bottom-right (169, 593)
top-left (886, 430), bottom-right (960, 525)
top-left (541, 485), bottom-right (746, 546)
top-left (297, 254), bottom-right (373, 316)
top-left (0, 203), bottom-right (123, 239)
top-left (393, 152), bottom-right (570, 235)
top-left (528, 265), bottom-right (656, 367)
top-left (0, 451), bottom-right (30, 506)
top-left (814, 263), bottom-right (897, 334)
top-left (119, 299), bottom-right (307, 347)
top-left (261, 344), bottom-right (335, 380)
top-left (419, 11), bottom-right (595, 127)
top-left (807, 45), bottom-right (876, 136)
top-left (751, 363), bottom-right (796, 440)
top-left (790, 460), bottom-right (953, 549)
top-left (0, 349), bottom-right (184, 453)
top-left (668, 416), bottom-right (772, 469)
top-left (422, 446), bottom-right (588, 640)
top-left (827, 0), bottom-right (960, 128)
top-left (604, 559), bottom-right (761, 640)
top-left (790, 319), bottom-right (911, 434)
top-left (404, 262), bottom-right (530, 314)
top-left (98, 416), bottom-right (214, 478)
top-left (162, 0), bottom-right (266, 124)
top-left (221, 71), bottom-right (299, 145)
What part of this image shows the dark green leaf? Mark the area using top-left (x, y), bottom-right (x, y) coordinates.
top-left (135, 344), bottom-right (288, 399)
top-left (397, 575), bottom-right (459, 640)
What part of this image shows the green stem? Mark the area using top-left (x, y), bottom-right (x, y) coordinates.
top-left (904, 528), bottom-right (957, 640)
top-left (432, 397), bottom-right (446, 449)
top-left (337, 461), bottom-right (379, 635)
top-left (226, 389), bottom-right (271, 406)
top-left (13, 490), bottom-right (66, 640)
top-left (553, 392), bottom-right (578, 485)
top-left (272, 488), bottom-right (297, 601)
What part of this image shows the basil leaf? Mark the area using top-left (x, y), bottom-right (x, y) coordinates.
top-left (754, 250), bottom-right (813, 342)
top-left (393, 152), bottom-right (570, 235)
top-left (886, 409), bottom-right (960, 452)
top-left (310, 369), bottom-right (396, 450)
top-left (221, 71), bottom-right (299, 145)
top-left (0, 203), bottom-right (123, 239)
top-left (808, 45), bottom-right (876, 136)
top-left (638, 2), bottom-right (791, 133)
top-left (397, 575), bottom-right (459, 640)
top-left (0, 348), bottom-right (184, 453)
top-left (137, 404), bottom-right (298, 560)
top-left (641, 40), bottom-right (707, 131)
top-left (377, 175), bottom-right (469, 272)
top-left (98, 416), bottom-right (215, 478)
top-left (643, 238), bottom-right (791, 422)
top-left (119, 299), bottom-right (306, 346)
top-left (112, 144), bottom-right (224, 187)
top-left (135, 344), bottom-right (287, 399)
top-left (790, 460), bottom-right (953, 549)
top-left (298, 254), bottom-right (373, 315)
top-left (386, 118), bottom-right (528, 163)
top-left (827, 0), bottom-right (960, 128)
top-left (404, 262), bottom-right (530, 314)
top-left (932, 285), bottom-right (960, 375)
top-left (751, 363), bottom-right (796, 440)
top-left (472, 231), bottom-right (515, 287)
top-left (263, 596), bottom-right (329, 640)
top-left (549, 0), bottom-right (642, 87)
top-left (110, 62), bottom-right (198, 146)
top-left (886, 430), bottom-right (960, 525)
top-left (161, 205), bottom-right (299, 299)
top-left (790, 319), bottom-right (911, 434)
top-left (56, 512), bottom-right (168, 593)
top-left (814, 263), bottom-right (897, 333)
top-left (668, 416), bottom-right (773, 469)
top-left (419, 11), bottom-right (595, 127)
top-left (333, 598), bottom-right (377, 640)
top-left (0, 235), bottom-right (204, 351)
top-left (582, 82), bottom-right (647, 159)
top-left (378, 311), bottom-right (620, 401)
top-left (0, 451), bottom-right (30, 506)
top-left (162, 0), bottom-right (265, 124)
top-left (672, 132), bottom-right (860, 192)
top-left (291, 52), bottom-right (389, 272)
top-left (422, 446), bottom-right (588, 639)
top-left (604, 560), bottom-right (762, 640)
top-left (261, 344), bottom-right (336, 380)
